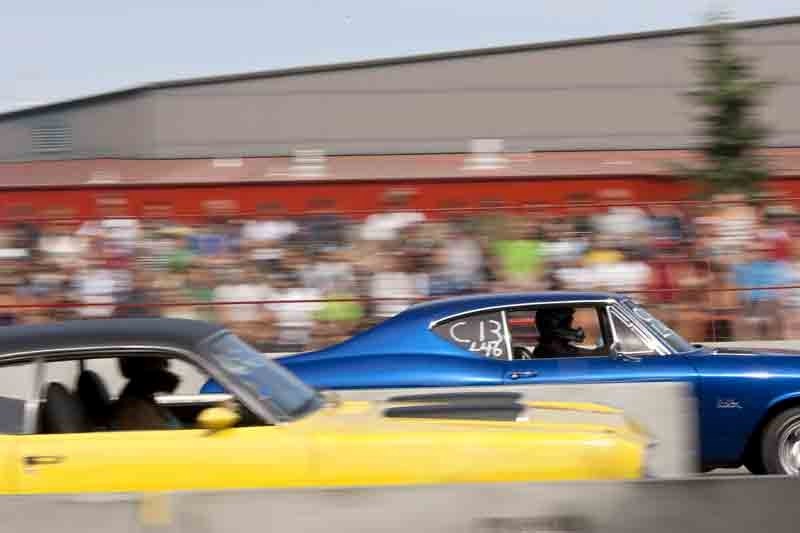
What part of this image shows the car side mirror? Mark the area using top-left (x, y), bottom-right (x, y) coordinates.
top-left (609, 342), bottom-right (643, 363)
top-left (197, 406), bottom-right (240, 432)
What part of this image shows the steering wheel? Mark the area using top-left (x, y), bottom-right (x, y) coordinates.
top-left (513, 346), bottom-right (534, 360)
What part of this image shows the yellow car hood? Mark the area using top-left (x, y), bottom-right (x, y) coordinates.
top-left (297, 394), bottom-right (649, 444)
top-left (290, 393), bottom-right (650, 485)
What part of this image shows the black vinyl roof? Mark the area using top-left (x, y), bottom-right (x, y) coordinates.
top-left (0, 16), bottom-right (797, 120)
top-left (0, 318), bottom-right (226, 358)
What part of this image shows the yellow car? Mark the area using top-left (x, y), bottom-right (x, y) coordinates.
top-left (0, 319), bottom-right (652, 494)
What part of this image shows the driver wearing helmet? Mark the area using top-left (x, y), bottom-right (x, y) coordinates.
top-left (533, 307), bottom-right (598, 358)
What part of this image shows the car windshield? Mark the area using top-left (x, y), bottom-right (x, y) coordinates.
top-left (621, 299), bottom-right (694, 353)
top-left (203, 333), bottom-right (321, 420)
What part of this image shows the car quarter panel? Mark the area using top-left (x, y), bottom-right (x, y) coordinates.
top-left (688, 351), bottom-right (800, 467)
top-left (281, 320), bottom-right (473, 364)
top-left (284, 353), bottom-right (504, 390)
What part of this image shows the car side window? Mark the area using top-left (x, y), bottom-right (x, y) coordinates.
top-left (609, 309), bottom-right (654, 355)
top-left (34, 354), bottom-right (259, 435)
top-left (507, 306), bottom-right (606, 359)
top-left (432, 311), bottom-right (510, 359)
top-left (82, 358), bottom-right (210, 398)
top-left (0, 362), bottom-right (36, 434)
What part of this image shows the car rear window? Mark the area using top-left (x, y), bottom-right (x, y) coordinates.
top-left (432, 311), bottom-right (510, 359)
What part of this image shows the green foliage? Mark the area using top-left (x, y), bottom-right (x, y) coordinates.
top-left (676, 13), bottom-right (772, 196)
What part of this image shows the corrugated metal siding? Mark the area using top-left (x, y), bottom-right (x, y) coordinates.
top-left (0, 22), bottom-right (797, 161)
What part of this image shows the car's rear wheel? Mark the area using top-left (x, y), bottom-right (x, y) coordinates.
top-left (762, 407), bottom-right (800, 475)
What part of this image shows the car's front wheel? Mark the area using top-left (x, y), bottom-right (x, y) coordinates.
top-left (762, 407), bottom-right (800, 475)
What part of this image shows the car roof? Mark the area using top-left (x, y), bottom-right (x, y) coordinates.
top-left (0, 318), bottom-right (226, 359)
top-left (401, 291), bottom-right (619, 324)
top-left (291, 291), bottom-right (621, 360)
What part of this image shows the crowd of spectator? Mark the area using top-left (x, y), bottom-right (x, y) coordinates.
top-left (1, 189), bottom-right (799, 352)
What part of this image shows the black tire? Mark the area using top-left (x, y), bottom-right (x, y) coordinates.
top-left (761, 407), bottom-right (800, 475)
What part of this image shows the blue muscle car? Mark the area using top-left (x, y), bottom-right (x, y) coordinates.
top-left (202, 291), bottom-right (800, 475)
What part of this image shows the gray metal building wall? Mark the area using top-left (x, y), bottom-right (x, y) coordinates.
top-left (0, 18), bottom-right (797, 162)
top-left (0, 94), bottom-right (155, 161)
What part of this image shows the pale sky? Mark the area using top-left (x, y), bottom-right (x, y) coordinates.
top-left (1, 0), bottom-right (797, 112)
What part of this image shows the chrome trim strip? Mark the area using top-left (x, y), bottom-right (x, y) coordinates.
top-left (608, 306), bottom-right (666, 356)
top-left (428, 298), bottom-right (616, 330)
top-left (607, 306), bottom-right (621, 345)
top-left (500, 310), bottom-right (512, 361)
top-left (22, 358), bottom-right (45, 435)
top-left (616, 298), bottom-right (685, 354)
top-left (156, 393), bottom-right (234, 405)
top-left (610, 307), bottom-right (647, 353)
top-left (0, 345), bottom-right (186, 362)
top-left (610, 304), bottom-right (672, 355)
top-left (607, 305), bottom-right (670, 356)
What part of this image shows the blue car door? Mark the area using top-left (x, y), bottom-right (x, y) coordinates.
top-left (502, 352), bottom-right (696, 385)
top-left (502, 305), bottom-right (697, 386)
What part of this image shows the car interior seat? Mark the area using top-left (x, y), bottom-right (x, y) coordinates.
top-left (40, 382), bottom-right (90, 434)
top-left (76, 370), bottom-right (112, 429)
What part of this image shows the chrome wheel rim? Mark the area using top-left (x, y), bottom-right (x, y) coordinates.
top-left (777, 419), bottom-right (800, 475)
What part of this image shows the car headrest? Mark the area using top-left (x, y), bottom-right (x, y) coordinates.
top-left (77, 370), bottom-right (111, 407)
top-left (77, 370), bottom-right (112, 424)
top-left (41, 382), bottom-right (90, 434)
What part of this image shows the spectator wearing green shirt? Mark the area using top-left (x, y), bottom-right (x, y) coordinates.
top-left (167, 234), bottom-right (195, 274)
top-left (492, 217), bottom-right (543, 289)
top-left (183, 263), bottom-right (217, 323)
top-left (311, 292), bottom-right (364, 349)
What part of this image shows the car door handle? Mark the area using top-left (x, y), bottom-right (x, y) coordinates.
top-left (508, 371), bottom-right (537, 380)
top-left (23, 455), bottom-right (65, 466)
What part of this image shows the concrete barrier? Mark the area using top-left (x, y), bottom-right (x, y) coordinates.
top-left (2, 476), bottom-right (796, 533)
top-left (337, 382), bottom-right (698, 478)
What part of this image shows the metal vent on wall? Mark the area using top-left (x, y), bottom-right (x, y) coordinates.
top-left (31, 122), bottom-right (72, 153)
